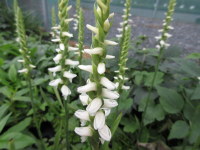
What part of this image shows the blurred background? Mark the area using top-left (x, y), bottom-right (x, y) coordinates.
top-left (2, 0), bottom-right (200, 54)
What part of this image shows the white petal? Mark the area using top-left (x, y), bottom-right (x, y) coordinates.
top-left (98, 125), bottom-right (111, 141)
top-left (103, 99), bottom-right (118, 108)
top-left (29, 64), bottom-right (36, 68)
top-left (97, 63), bottom-right (105, 74)
top-left (49, 78), bottom-right (62, 87)
top-left (67, 5), bottom-right (72, 11)
top-left (102, 88), bottom-right (119, 99)
top-left (78, 65), bottom-right (93, 73)
top-left (69, 47), bottom-right (79, 51)
top-left (51, 38), bottom-right (60, 42)
top-left (59, 43), bottom-right (65, 50)
top-left (86, 24), bottom-right (98, 34)
top-left (65, 59), bottom-right (79, 66)
top-left (100, 77), bottom-right (116, 90)
top-left (106, 55), bottom-right (115, 59)
top-left (48, 66), bottom-right (61, 76)
top-left (77, 82), bottom-right (97, 93)
top-left (61, 85), bottom-right (71, 100)
top-left (18, 68), bottom-right (28, 73)
top-left (79, 94), bottom-right (90, 106)
top-left (84, 47), bottom-right (103, 55)
top-left (94, 111), bottom-right (105, 130)
top-left (53, 54), bottom-right (62, 64)
top-left (65, 18), bottom-right (74, 23)
top-left (86, 98), bottom-right (102, 115)
top-left (104, 40), bottom-right (118, 46)
top-left (17, 59), bottom-right (25, 63)
top-left (62, 32), bottom-right (73, 38)
top-left (75, 110), bottom-right (90, 121)
top-left (63, 71), bottom-right (77, 79)
top-left (122, 85), bottom-right (130, 90)
top-left (81, 136), bottom-right (88, 143)
top-left (74, 126), bottom-right (92, 137)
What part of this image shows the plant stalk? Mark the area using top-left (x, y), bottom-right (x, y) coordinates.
top-left (64, 98), bottom-right (70, 150)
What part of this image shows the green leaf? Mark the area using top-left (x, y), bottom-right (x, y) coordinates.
top-left (0, 132), bottom-right (35, 149)
top-left (168, 120), bottom-right (189, 140)
top-left (144, 72), bottom-right (164, 87)
top-left (157, 87), bottom-right (184, 114)
top-left (0, 87), bottom-right (12, 98)
top-left (5, 117), bottom-right (31, 133)
top-left (0, 113), bottom-right (12, 133)
top-left (121, 116), bottom-right (139, 133)
top-left (8, 65), bottom-right (17, 82)
top-left (191, 85), bottom-right (200, 100)
top-left (118, 91), bottom-right (133, 112)
top-left (186, 53), bottom-right (200, 59)
top-left (0, 104), bottom-right (9, 120)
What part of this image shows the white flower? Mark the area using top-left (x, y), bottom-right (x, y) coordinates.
top-left (49, 78), bottom-right (62, 87)
top-left (109, 13), bottom-right (115, 18)
top-left (103, 109), bottom-right (111, 117)
top-left (48, 65), bottom-right (61, 76)
top-left (78, 65), bottom-right (93, 73)
top-left (69, 47), bottom-right (79, 51)
top-left (75, 110), bottom-right (90, 121)
top-left (86, 98), bottom-right (102, 115)
top-left (117, 28), bottom-right (123, 32)
top-left (51, 26), bottom-right (60, 30)
top-left (116, 34), bottom-right (122, 38)
top-left (81, 136), bottom-right (87, 143)
top-left (63, 71), bottom-right (77, 80)
top-left (61, 85), bottom-right (71, 100)
top-left (155, 36), bottom-right (161, 40)
top-left (84, 47), bottom-right (103, 55)
top-left (164, 33), bottom-right (172, 38)
top-left (100, 77), bottom-right (116, 90)
top-left (104, 19), bottom-right (110, 31)
top-left (86, 24), bottom-right (98, 34)
top-left (168, 26), bottom-right (174, 30)
top-left (103, 99), bottom-right (118, 108)
top-left (122, 85), bottom-right (130, 90)
top-left (106, 55), bottom-right (115, 59)
top-left (62, 32), bottom-right (73, 38)
top-left (197, 77), bottom-right (200, 80)
top-left (18, 68), bottom-right (28, 73)
top-left (65, 18), bottom-right (74, 23)
top-left (67, 5), bottom-right (72, 11)
top-left (94, 111), bottom-right (105, 130)
top-left (17, 59), bottom-right (25, 63)
top-left (51, 38), bottom-right (60, 42)
top-left (96, 6), bottom-right (102, 17)
top-left (98, 125), bottom-right (111, 141)
top-left (53, 54), bottom-right (62, 64)
top-left (29, 64), bottom-right (36, 68)
top-left (104, 40), bottom-right (118, 46)
top-left (65, 59), bottom-right (79, 66)
top-left (59, 43), bottom-right (65, 50)
top-left (79, 94), bottom-right (90, 106)
top-left (77, 82), bottom-right (97, 93)
top-left (97, 63), bottom-right (105, 74)
top-left (75, 126), bottom-right (93, 137)
top-left (102, 88), bottom-right (119, 99)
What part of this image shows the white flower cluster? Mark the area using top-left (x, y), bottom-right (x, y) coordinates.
top-left (17, 56), bottom-right (36, 74)
top-left (73, 14), bottom-right (79, 31)
top-left (48, 5), bottom-right (79, 100)
top-left (116, 0), bottom-right (132, 39)
top-left (74, 0), bottom-right (119, 143)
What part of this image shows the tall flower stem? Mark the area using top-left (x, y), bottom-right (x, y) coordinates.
top-left (140, 0), bottom-right (176, 140)
top-left (63, 99), bottom-right (70, 150)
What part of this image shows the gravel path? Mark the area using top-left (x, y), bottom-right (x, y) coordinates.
top-left (70, 7), bottom-right (200, 54)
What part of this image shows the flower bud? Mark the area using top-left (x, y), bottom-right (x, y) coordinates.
top-left (74, 126), bottom-right (93, 137)
top-left (18, 68), bottom-right (28, 73)
top-left (75, 110), bottom-right (90, 121)
top-left (49, 78), bottom-right (62, 87)
top-left (84, 47), bottom-right (103, 55)
top-left (62, 32), bottom-right (73, 38)
top-left (103, 99), bottom-right (118, 108)
top-left (102, 88), bottom-right (119, 99)
top-left (79, 94), bottom-right (90, 106)
top-left (53, 54), bottom-right (62, 64)
top-left (78, 65), bottom-right (93, 73)
top-left (65, 59), bottom-right (79, 66)
top-left (86, 98), bottom-right (102, 115)
top-left (86, 24), bottom-right (98, 34)
top-left (97, 63), bottom-right (105, 74)
top-left (63, 71), bottom-right (77, 80)
top-left (98, 125), bottom-right (111, 141)
top-left (100, 77), bottom-right (116, 90)
top-left (94, 111), bottom-right (105, 130)
top-left (77, 82), bottom-right (97, 93)
top-left (104, 19), bottom-right (110, 32)
top-left (59, 43), bottom-right (65, 50)
top-left (104, 40), bottom-right (118, 46)
top-left (61, 85), bottom-right (71, 100)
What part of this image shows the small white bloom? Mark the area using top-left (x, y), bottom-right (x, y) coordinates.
top-left (75, 110), bottom-right (90, 121)
top-left (168, 26), bottom-right (174, 30)
top-left (67, 5), bottom-right (72, 11)
top-left (86, 98), bottom-right (102, 115)
top-left (109, 12), bottom-right (115, 18)
top-left (55, 48), bottom-right (61, 52)
top-left (122, 85), bottom-right (130, 90)
top-left (84, 47), bottom-right (103, 55)
top-left (18, 68), bottom-right (28, 73)
top-left (94, 111), bottom-right (105, 130)
top-left (78, 65), bottom-right (93, 73)
top-left (74, 126), bottom-right (93, 137)
top-left (59, 43), bottom-right (65, 50)
top-left (116, 34), bottom-right (122, 38)
top-left (62, 32), bottom-right (73, 38)
top-left (160, 40), bottom-right (165, 46)
top-left (100, 77), bottom-right (116, 90)
top-left (79, 94), bottom-right (90, 106)
top-left (96, 6), bottom-right (102, 17)
top-left (102, 88), bottom-right (119, 99)
top-left (98, 125), bottom-right (111, 142)
top-left (48, 65), bottom-right (61, 76)
top-left (197, 77), bottom-right (200, 80)
top-left (51, 26), bottom-right (60, 30)
top-left (103, 99), bottom-right (118, 108)
top-left (81, 136), bottom-right (87, 143)
top-left (63, 71), bottom-right (77, 80)
top-left (69, 47), bottom-right (79, 51)
top-left (29, 64), bottom-right (36, 68)
top-left (65, 59), bottom-right (79, 66)
top-left (53, 54), bottom-right (62, 64)
top-left (117, 28), bottom-right (123, 32)
top-left (65, 18), bottom-right (74, 23)
top-left (97, 63), bottom-right (105, 74)
top-left (106, 55), bottom-right (115, 59)
top-left (61, 85), bottom-right (71, 100)
top-left (77, 82), bottom-right (97, 93)
top-left (17, 59), bottom-right (25, 63)
top-left (49, 78), bottom-right (62, 87)
top-left (86, 24), bottom-right (99, 34)
top-left (155, 36), bottom-right (161, 40)
top-left (156, 45), bottom-right (161, 49)
top-left (104, 19), bottom-right (110, 31)
top-left (51, 38), bottom-right (60, 42)
top-left (164, 33), bottom-right (172, 38)
top-left (104, 40), bottom-right (118, 46)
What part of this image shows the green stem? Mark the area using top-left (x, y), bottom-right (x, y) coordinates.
top-left (64, 98), bottom-right (70, 150)
top-left (27, 76), bottom-right (46, 150)
top-left (139, 47), bottom-right (164, 140)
